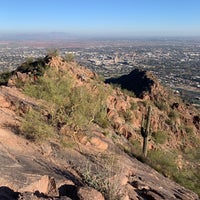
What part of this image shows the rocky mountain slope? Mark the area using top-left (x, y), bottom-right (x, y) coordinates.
top-left (0, 54), bottom-right (199, 200)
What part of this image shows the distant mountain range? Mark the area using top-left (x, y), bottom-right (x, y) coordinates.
top-left (0, 32), bottom-right (80, 41)
top-left (1, 32), bottom-right (200, 42)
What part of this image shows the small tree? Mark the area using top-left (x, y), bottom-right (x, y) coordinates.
top-left (64, 53), bottom-right (75, 62)
top-left (47, 49), bottom-right (59, 57)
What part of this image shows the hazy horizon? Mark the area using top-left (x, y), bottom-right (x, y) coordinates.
top-left (1, 32), bottom-right (200, 42)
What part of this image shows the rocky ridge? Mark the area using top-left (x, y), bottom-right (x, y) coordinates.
top-left (0, 55), bottom-right (199, 199)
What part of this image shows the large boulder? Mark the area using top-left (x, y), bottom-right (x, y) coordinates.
top-left (77, 187), bottom-right (104, 200)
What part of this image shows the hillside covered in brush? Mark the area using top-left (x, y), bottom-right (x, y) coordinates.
top-left (0, 53), bottom-right (199, 200)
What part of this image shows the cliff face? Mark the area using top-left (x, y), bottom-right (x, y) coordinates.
top-left (0, 55), bottom-right (199, 200)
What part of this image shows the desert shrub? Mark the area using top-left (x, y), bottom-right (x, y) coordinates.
top-left (119, 109), bottom-right (133, 122)
top-left (17, 58), bottom-right (48, 77)
top-left (121, 88), bottom-right (136, 97)
top-left (151, 130), bottom-right (168, 144)
top-left (81, 153), bottom-right (122, 200)
top-left (180, 125), bottom-right (198, 148)
top-left (147, 150), bottom-right (178, 178)
top-left (23, 67), bottom-right (109, 129)
top-left (110, 83), bottom-right (136, 97)
top-left (60, 134), bottom-right (76, 149)
top-left (63, 53), bottom-right (75, 62)
top-left (168, 110), bottom-right (178, 120)
top-left (20, 109), bottom-right (55, 142)
top-left (185, 126), bottom-right (193, 135)
top-left (129, 138), bottom-right (142, 156)
top-left (15, 78), bottom-right (26, 88)
top-left (176, 140), bottom-right (200, 197)
top-left (24, 69), bottom-right (72, 106)
top-left (182, 142), bottom-right (200, 162)
top-left (110, 83), bottom-right (121, 89)
top-left (94, 105), bottom-right (109, 128)
top-left (131, 142), bottom-right (200, 196)
top-left (69, 85), bottom-right (109, 128)
top-left (173, 168), bottom-right (200, 197)
top-left (165, 118), bottom-right (173, 126)
top-left (96, 74), bottom-right (105, 82)
top-left (130, 101), bottom-right (137, 110)
top-left (0, 71), bottom-right (13, 85)
top-left (155, 101), bottom-right (169, 111)
top-left (47, 49), bottom-right (59, 57)
top-left (67, 86), bottom-right (95, 126)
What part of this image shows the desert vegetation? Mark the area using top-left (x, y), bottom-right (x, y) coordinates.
top-left (19, 62), bottom-right (110, 144)
top-left (2, 54), bottom-right (199, 197)
top-left (80, 153), bottom-right (122, 200)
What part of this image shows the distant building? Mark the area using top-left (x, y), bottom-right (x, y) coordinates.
top-left (114, 54), bottom-right (120, 64)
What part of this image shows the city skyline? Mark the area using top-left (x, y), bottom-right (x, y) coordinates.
top-left (1, 0), bottom-right (200, 37)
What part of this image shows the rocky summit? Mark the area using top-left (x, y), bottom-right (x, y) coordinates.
top-left (0, 54), bottom-right (199, 200)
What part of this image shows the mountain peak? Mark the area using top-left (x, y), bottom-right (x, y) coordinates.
top-left (105, 68), bottom-right (161, 99)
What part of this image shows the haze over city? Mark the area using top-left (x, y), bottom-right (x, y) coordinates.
top-left (1, 0), bottom-right (200, 38)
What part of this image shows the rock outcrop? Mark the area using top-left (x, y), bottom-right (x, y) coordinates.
top-left (105, 69), bottom-right (158, 99)
top-left (0, 84), bottom-right (198, 199)
top-left (0, 55), bottom-right (199, 199)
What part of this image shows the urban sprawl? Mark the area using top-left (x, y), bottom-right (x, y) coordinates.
top-left (0, 39), bottom-right (199, 106)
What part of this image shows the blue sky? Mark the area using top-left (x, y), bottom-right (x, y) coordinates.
top-left (1, 0), bottom-right (200, 37)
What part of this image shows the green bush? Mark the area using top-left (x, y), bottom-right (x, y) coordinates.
top-left (47, 49), bottom-right (59, 57)
top-left (119, 109), bottom-right (133, 122)
top-left (17, 58), bottom-right (48, 76)
top-left (185, 126), bottom-right (193, 135)
top-left (23, 68), bottom-right (72, 106)
top-left (68, 85), bottom-right (109, 128)
top-left (176, 142), bottom-right (200, 196)
top-left (168, 110), bottom-right (178, 120)
top-left (155, 101), bottom-right (169, 111)
top-left (151, 130), bottom-right (168, 144)
top-left (165, 119), bottom-right (173, 126)
top-left (94, 105), bottom-right (109, 128)
top-left (23, 67), bottom-right (109, 130)
top-left (121, 88), bottom-right (136, 97)
top-left (0, 71), bottom-right (13, 85)
top-left (173, 168), bottom-right (200, 197)
top-left (147, 150), bottom-right (178, 178)
top-left (131, 142), bottom-right (200, 196)
top-left (20, 109), bottom-right (55, 142)
top-left (63, 53), bottom-right (75, 62)
top-left (129, 138), bottom-right (142, 157)
top-left (130, 101), bottom-right (137, 110)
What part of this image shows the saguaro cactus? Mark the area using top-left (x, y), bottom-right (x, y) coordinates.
top-left (141, 105), bottom-right (152, 157)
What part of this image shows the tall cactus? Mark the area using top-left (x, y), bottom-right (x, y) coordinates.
top-left (141, 105), bottom-right (152, 157)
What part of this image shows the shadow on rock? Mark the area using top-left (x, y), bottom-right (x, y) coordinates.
top-left (58, 184), bottom-right (78, 200)
top-left (0, 186), bottom-right (20, 200)
top-left (53, 167), bottom-right (83, 186)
